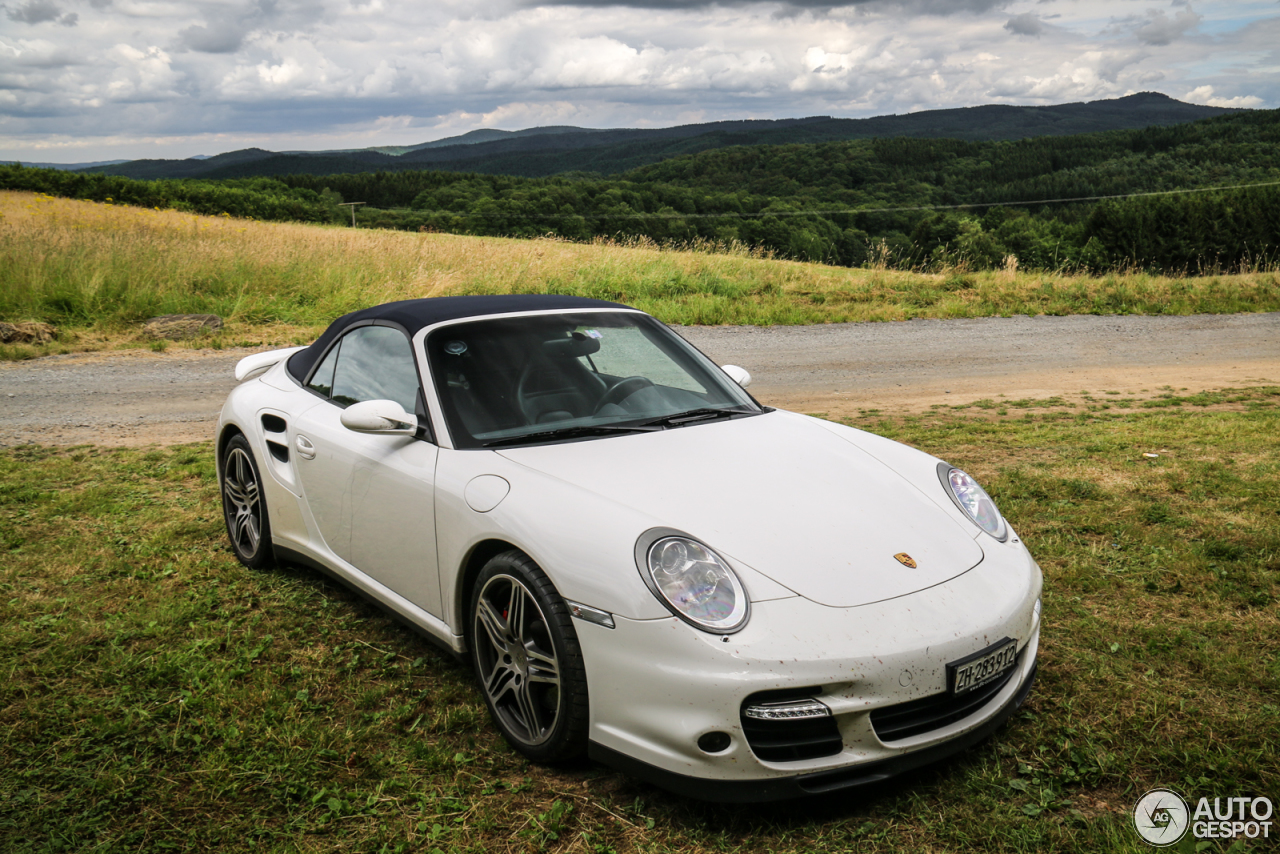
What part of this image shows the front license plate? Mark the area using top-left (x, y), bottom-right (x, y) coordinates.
top-left (948, 638), bottom-right (1018, 696)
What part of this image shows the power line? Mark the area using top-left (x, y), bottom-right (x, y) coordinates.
top-left (416, 178), bottom-right (1280, 222)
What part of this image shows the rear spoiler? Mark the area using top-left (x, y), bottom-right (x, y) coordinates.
top-left (234, 346), bottom-right (306, 382)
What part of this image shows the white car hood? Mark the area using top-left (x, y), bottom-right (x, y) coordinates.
top-left (497, 411), bottom-right (984, 608)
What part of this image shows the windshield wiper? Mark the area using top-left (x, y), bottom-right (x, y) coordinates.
top-left (482, 423), bottom-right (659, 448)
top-left (637, 407), bottom-right (758, 429)
top-left (484, 408), bottom-right (759, 446)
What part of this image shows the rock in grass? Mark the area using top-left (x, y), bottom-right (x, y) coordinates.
top-left (0, 321), bottom-right (58, 344)
top-left (143, 314), bottom-right (223, 340)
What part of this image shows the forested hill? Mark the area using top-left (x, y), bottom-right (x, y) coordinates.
top-left (622, 107), bottom-right (1280, 203)
top-left (81, 93), bottom-right (1236, 181)
top-left (278, 106), bottom-right (1280, 272)
top-left (386, 92), bottom-right (1240, 179)
top-left (272, 106), bottom-right (1279, 217)
top-left (76, 120), bottom-right (830, 180)
top-left (8, 105), bottom-right (1278, 275)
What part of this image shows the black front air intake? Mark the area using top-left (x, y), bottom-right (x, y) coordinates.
top-left (870, 651), bottom-right (1023, 743)
top-left (740, 687), bottom-right (843, 763)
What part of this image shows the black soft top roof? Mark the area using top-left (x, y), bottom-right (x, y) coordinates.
top-left (286, 294), bottom-right (631, 382)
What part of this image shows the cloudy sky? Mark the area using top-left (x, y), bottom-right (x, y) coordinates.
top-left (0, 0), bottom-right (1275, 162)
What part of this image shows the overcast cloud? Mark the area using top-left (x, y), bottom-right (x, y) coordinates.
top-left (0, 0), bottom-right (1274, 161)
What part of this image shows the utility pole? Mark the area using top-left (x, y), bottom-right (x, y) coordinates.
top-left (337, 202), bottom-right (365, 227)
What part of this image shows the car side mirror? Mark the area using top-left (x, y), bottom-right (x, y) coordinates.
top-left (340, 399), bottom-right (417, 435)
top-left (721, 365), bottom-right (752, 388)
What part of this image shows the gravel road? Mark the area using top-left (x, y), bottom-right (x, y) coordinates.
top-left (2, 312), bottom-right (1278, 447)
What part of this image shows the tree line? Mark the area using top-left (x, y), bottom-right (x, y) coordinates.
top-left (0, 166), bottom-right (340, 224)
top-left (5, 106), bottom-right (1280, 273)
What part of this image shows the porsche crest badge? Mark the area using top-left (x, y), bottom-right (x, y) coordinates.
top-left (894, 553), bottom-right (917, 568)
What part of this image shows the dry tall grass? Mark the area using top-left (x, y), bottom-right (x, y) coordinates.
top-left (3, 191), bottom-right (1279, 357)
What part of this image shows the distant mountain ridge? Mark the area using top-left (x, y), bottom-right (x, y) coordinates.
top-left (78, 93), bottom-right (1241, 181)
top-left (1, 159), bottom-right (131, 171)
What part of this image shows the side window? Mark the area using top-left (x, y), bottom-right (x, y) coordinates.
top-left (322, 326), bottom-right (421, 412)
top-left (307, 340), bottom-right (341, 398)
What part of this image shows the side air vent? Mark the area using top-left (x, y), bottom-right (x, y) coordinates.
top-left (740, 687), bottom-right (842, 762)
top-left (261, 414), bottom-right (287, 434)
top-left (266, 440), bottom-right (289, 463)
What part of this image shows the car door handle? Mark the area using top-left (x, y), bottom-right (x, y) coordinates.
top-left (295, 435), bottom-right (316, 460)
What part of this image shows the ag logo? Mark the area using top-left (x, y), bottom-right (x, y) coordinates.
top-left (893, 553), bottom-right (917, 568)
top-left (1134, 788), bottom-right (1190, 846)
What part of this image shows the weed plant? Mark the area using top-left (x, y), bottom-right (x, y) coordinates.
top-left (2, 191), bottom-right (1279, 361)
top-left (1, 389), bottom-right (1276, 852)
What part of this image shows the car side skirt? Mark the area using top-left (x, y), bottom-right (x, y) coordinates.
top-left (274, 545), bottom-right (466, 660)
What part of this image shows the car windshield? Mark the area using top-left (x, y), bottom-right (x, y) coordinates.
top-left (426, 311), bottom-right (762, 449)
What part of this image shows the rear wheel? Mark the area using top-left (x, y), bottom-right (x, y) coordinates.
top-left (220, 434), bottom-right (274, 569)
top-left (469, 551), bottom-right (589, 763)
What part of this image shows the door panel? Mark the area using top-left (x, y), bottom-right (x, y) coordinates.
top-left (349, 439), bottom-right (441, 616)
top-left (292, 322), bottom-right (443, 618)
top-left (293, 401), bottom-right (443, 617)
top-left (293, 402), bottom-right (362, 562)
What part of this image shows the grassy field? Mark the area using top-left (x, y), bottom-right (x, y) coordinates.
top-left (3, 190), bottom-right (1280, 361)
top-left (2, 388), bottom-right (1276, 853)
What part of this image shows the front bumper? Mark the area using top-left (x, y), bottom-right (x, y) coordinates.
top-left (591, 661), bottom-right (1037, 802)
top-left (576, 543), bottom-right (1042, 802)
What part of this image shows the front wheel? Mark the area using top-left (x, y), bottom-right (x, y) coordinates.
top-left (220, 434), bottom-right (274, 569)
top-left (469, 551), bottom-right (589, 763)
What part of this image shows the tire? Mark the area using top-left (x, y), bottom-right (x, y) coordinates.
top-left (468, 550), bottom-right (589, 763)
top-left (220, 433), bottom-right (274, 569)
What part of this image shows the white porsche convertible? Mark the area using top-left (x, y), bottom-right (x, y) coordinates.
top-left (217, 295), bottom-right (1041, 802)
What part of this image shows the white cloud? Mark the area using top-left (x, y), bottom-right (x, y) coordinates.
top-left (360, 60), bottom-right (399, 96)
top-left (1183, 84), bottom-right (1263, 109)
top-left (0, 0), bottom-right (1275, 161)
top-left (988, 49), bottom-right (1147, 102)
top-left (219, 37), bottom-right (350, 97)
top-left (105, 44), bottom-right (181, 100)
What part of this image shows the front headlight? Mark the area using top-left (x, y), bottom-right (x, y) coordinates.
top-left (937, 462), bottom-right (1009, 542)
top-left (635, 530), bottom-right (748, 633)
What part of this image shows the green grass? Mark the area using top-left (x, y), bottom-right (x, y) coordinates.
top-left (4, 191), bottom-right (1280, 361)
top-left (2, 391), bottom-right (1278, 852)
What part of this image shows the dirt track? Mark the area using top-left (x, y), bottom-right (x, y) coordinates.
top-left (2, 312), bottom-right (1278, 447)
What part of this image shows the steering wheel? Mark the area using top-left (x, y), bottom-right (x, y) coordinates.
top-left (593, 376), bottom-right (655, 414)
